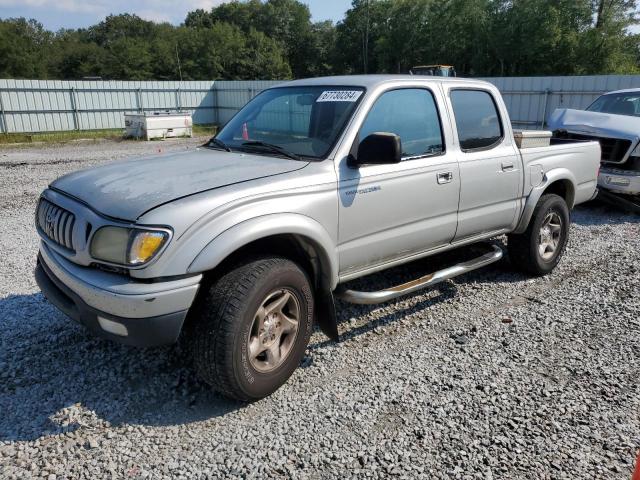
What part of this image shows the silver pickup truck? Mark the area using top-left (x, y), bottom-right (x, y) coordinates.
top-left (35, 76), bottom-right (600, 400)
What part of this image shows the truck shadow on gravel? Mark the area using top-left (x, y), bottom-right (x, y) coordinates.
top-left (0, 293), bottom-right (245, 442)
top-left (312, 282), bottom-right (459, 351)
top-left (572, 200), bottom-right (640, 226)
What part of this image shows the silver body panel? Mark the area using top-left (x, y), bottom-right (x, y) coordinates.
top-left (51, 149), bottom-right (307, 221)
top-left (36, 75), bottom-right (600, 327)
top-left (39, 242), bottom-right (201, 319)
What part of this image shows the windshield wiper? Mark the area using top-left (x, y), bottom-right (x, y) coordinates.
top-left (208, 137), bottom-right (232, 152)
top-left (241, 141), bottom-right (301, 161)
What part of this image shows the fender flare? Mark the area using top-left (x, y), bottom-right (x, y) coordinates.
top-left (187, 213), bottom-right (340, 340)
top-left (513, 168), bottom-right (577, 234)
top-left (188, 213), bottom-right (338, 284)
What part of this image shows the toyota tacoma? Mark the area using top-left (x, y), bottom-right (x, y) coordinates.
top-left (35, 76), bottom-right (600, 400)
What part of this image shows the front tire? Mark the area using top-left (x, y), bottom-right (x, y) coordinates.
top-left (190, 257), bottom-right (314, 401)
top-left (508, 193), bottom-right (570, 276)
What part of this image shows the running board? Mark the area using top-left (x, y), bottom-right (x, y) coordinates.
top-left (335, 245), bottom-right (503, 305)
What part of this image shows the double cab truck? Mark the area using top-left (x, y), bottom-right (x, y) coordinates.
top-left (35, 76), bottom-right (600, 400)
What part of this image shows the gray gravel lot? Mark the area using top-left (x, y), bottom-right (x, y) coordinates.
top-left (0, 138), bottom-right (639, 479)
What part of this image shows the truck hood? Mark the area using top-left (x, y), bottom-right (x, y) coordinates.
top-left (51, 148), bottom-right (308, 221)
top-left (548, 108), bottom-right (640, 141)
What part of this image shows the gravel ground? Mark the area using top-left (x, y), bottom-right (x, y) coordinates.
top-left (0, 138), bottom-right (639, 479)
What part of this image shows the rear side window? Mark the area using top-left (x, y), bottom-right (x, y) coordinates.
top-left (450, 90), bottom-right (502, 150)
top-left (359, 88), bottom-right (444, 158)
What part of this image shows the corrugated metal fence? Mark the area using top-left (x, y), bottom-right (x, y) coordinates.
top-left (0, 79), bottom-right (279, 134)
top-left (2, 75), bottom-right (640, 134)
top-left (479, 75), bottom-right (640, 129)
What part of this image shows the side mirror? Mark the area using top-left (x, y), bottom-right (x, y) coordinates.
top-left (350, 132), bottom-right (402, 167)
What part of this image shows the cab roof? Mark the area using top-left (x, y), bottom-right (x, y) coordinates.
top-left (601, 87), bottom-right (640, 96)
top-left (274, 75), bottom-right (492, 90)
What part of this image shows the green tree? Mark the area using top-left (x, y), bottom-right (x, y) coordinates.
top-left (307, 20), bottom-right (339, 76)
top-left (0, 18), bottom-right (52, 78)
top-left (335, 0), bottom-right (389, 74)
top-left (2, 0), bottom-right (639, 80)
top-left (175, 23), bottom-right (291, 80)
top-left (48, 30), bottom-right (109, 79)
top-left (185, 0), bottom-right (318, 77)
top-left (336, 0), bottom-right (639, 76)
top-left (580, 0), bottom-right (640, 73)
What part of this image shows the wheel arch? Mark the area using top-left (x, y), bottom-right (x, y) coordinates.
top-left (514, 169), bottom-right (576, 234)
top-left (187, 214), bottom-right (340, 340)
top-left (189, 214), bottom-right (337, 286)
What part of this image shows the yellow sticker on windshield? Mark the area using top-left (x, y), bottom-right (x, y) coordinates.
top-left (317, 91), bottom-right (363, 102)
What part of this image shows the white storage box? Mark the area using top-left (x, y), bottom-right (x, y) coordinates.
top-left (513, 130), bottom-right (552, 149)
top-left (124, 112), bottom-right (193, 140)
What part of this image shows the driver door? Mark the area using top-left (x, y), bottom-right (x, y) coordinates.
top-left (337, 87), bottom-right (460, 277)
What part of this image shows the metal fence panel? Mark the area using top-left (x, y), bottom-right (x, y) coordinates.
top-left (213, 80), bottom-right (281, 125)
top-left (0, 79), bottom-right (218, 133)
top-left (2, 76), bottom-right (640, 134)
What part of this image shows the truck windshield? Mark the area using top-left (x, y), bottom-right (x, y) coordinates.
top-left (587, 92), bottom-right (640, 117)
top-left (212, 86), bottom-right (365, 159)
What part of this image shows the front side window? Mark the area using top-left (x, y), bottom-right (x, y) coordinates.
top-left (587, 93), bottom-right (640, 117)
top-left (214, 86), bottom-right (365, 159)
top-left (450, 90), bottom-right (503, 151)
top-left (359, 88), bottom-right (444, 158)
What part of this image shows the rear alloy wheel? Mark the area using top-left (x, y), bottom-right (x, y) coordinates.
top-left (537, 211), bottom-right (563, 261)
top-left (508, 193), bottom-right (570, 276)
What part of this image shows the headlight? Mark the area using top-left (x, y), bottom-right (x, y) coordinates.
top-left (90, 227), bottom-right (170, 266)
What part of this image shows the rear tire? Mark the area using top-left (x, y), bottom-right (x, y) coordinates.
top-left (508, 194), bottom-right (570, 276)
top-left (190, 257), bottom-right (314, 401)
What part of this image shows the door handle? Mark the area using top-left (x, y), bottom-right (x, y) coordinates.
top-left (437, 171), bottom-right (453, 184)
top-left (501, 161), bottom-right (515, 172)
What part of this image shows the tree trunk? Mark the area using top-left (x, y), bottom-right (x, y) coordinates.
top-left (595, 0), bottom-right (606, 29)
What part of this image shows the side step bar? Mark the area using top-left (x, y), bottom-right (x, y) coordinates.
top-left (335, 245), bottom-right (503, 305)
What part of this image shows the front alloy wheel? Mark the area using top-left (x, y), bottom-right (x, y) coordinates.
top-left (190, 257), bottom-right (314, 401)
top-left (248, 289), bottom-right (300, 373)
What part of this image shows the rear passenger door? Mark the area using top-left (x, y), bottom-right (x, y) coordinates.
top-left (337, 87), bottom-right (460, 275)
top-left (445, 87), bottom-right (522, 240)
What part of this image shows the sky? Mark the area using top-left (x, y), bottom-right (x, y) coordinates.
top-left (0, 0), bottom-right (352, 30)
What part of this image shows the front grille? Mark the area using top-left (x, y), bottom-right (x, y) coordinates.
top-left (36, 198), bottom-right (76, 251)
top-left (562, 133), bottom-right (631, 163)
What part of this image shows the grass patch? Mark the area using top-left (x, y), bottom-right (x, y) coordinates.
top-left (193, 124), bottom-right (218, 137)
top-left (0, 129), bottom-right (122, 145)
top-left (0, 124), bottom-right (218, 145)
top-left (0, 133), bottom-right (33, 144)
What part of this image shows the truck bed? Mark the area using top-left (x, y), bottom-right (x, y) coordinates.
top-left (518, 138), bottom-right (601, 207)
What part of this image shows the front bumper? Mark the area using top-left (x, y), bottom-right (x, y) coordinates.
top-left (599, 168), bottom-right (640, 196)
top-left (35, 242), bottom-right (201, 347)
